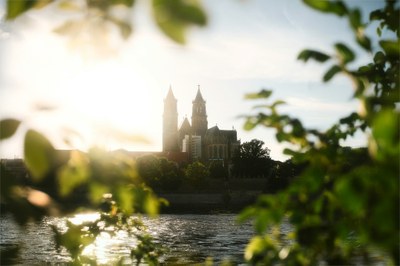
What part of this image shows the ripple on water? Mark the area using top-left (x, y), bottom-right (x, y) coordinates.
top-left (1, 213), bottom-right (254, 265)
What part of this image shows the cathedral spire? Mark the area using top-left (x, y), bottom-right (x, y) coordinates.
top-left (163, 86), bottom-right (179, 152)
top-left (166, 85), bottom-right (176, 100)
top-left (191, 85), bottom-right (208, 137)
top-left (194, 85), bottom-right (205, 103)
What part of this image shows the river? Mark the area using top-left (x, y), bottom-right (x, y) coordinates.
top-left (1, 213), bottom-right (264, 265)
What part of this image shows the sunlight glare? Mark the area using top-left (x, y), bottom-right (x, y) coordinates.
top-left (69, 212), bottom-right (100, 225)
top-left (61, 61), bottom-right (162, 151)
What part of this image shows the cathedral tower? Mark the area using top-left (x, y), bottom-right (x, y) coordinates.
top-left (191, 86), bottom-right (208, 137)
top-left (163, 87), bottom-right (179, 152)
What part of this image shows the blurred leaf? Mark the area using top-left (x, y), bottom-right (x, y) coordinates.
top-left (254, 210), bottom-right (270, 234)
top-left (335, 43), bottom-right (355, 64)
top-left (118, 21), bottom-right (132, 39)
top-left (58, 0), bottom-right (81, 11)
top-left (323, 65), bottom-right (341, 82)
top-left (373, 51), bottom-right (385, 64)
top-left (58, 151), bottom-right (90, 197)
top-left (152, 0), bottom-right (207, 44)
top-left (245, 89), bottom-right (272, 99)
top-left (89, 182), bottom-right (109, 204)
top-left (108, 17), bottom-right (133, 39)
top-left (349, 9), bottom-right (362, 30)
top-left (53, 20), bottom-right (83, 35)
top-left (237, 206), bottom-right (256, 223)
top-left (271, 100), bottom-right (286, 110)
top-left (380, 40), bottom-right (400, 57)
top-left (24, 130), bottom-right (55, 181)
top-left (243, 120), bottom-right (257, 131)
top-left (0, 119), bottom-right (21, 140)
top-left (6, 0), bottom-right (36, 19)
top-left (303, 0), bottom-right (330, 12)
top-left (6, 0), bottom-right (52, 20)
top-left (335, 174), bottom-right (365, 216)
top-left (303, 0), bottom-right (347, 16)
top-left (298, 49), bottom-right (330, 63)
top-left (356, 35), bottom-right (371, 51)
top-left (245, 236), bottom-right (276, 262)
top-left (377, 26), bottom-right (382, 37)
top-left (117, 186), bottom-right (134, 214)
top-left (144, 193), bottom-right (160, 217)
top-left (371, 109), bottom-right (399, 160)
top-left (111, 0), bottom-right (135, 7)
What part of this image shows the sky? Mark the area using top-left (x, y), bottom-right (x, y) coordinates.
top-left (0, 0), bottom-right (384, 161)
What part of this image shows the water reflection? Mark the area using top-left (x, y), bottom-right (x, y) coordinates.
top-left (1, 213), bottom-right (255, 265)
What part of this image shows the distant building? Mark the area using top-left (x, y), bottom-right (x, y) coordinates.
top-left (162, 86), bottom-right (240, 165)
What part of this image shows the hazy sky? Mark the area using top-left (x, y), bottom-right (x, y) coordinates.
top-left (0, 0), bottom-right (384, 160)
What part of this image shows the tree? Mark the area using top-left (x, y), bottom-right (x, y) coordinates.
top-left (158, 157), bottom-right (182, 191)
top-left (239, 139), bottom-right (271, 160)
top-left (240, 1), bottom-right (399, 265)
top-left (232, 139), bottom-right (272, 178)
top-left (136, 155), bottom-right (182, 191)
top-left (208, 161), bottom-right (228, 179)
top-left (136, 154), bottom-right (162, 187)
top-left (185, 161), bottom-right (209, 189)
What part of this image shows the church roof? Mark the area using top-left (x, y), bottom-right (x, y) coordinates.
top-left (165, 86), bottom-right (176, 100)
top-left (205, 126), bottom-right (238, 142)
top-left (179, 117), bottom-right (191, 132)
top-left (193, 87), bottom-right (205, 103)
top-left (206, 125), bottom-right (220, 134)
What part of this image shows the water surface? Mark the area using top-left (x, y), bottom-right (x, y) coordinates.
top-left (1, 214), bottom-right (256, 265)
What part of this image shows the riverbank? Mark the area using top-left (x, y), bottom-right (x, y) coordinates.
top-left (159, 191), bottom-right (261, 214)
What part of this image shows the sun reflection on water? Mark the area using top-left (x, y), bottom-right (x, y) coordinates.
top-left (68, 212), bottom-right (100, 225)
top-left (48, 212), bottom-right (140, 265)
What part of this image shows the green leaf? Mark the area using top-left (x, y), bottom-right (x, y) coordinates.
top-left (243, 120), bottom-right (257, 131)
top-left (377, 26), bottom-right (382, 37)
top-left (371, 109), bottom-right (399, 159)
top-left (245, 90), bottom-right (272, 99)
top-left (111, 0), bottom-right (135, 7)
top-left (152, 0), bottom-right (207, 44)
top-left (323, 65), bottom-right (341, 82)
top-left (303, 0), bottom-right (347, 16)
top-left (89, 182), bottom-right (109, 204)
top-left (0, 119), bottom-right (21, 140)
top-left (57, 151), bottom-right (90, 197)
top-left (356, 35), bottom-right (371, 51)
top-left (6, 0), bottom-right (36, 19)
top-left (298, 49), bottom-right (330, 63)
top-left (335, 43), bottom-right (355, 64)
top-left (6, 0), bottom-right (52, 20)
top-left (271, 100), bottom-right (286, 109)
top-left (373, 51), bottom-right (385, 65)
top-left (245, 236), bottom-right (275, 261)
top-left (144, 193), bottom-right (160, 217)
top-left (380, 40), bottom-right (400, 57)
top-left (303, 0), bottom-right (330, 12)
top-left (237, 206), bottom-right (256, 223)
top-left (24, 130), bottom-right (55, 181)
top-left (117, 186), bottom-right (134, 214)
top-left (349, 9), bottom-right (362, 31)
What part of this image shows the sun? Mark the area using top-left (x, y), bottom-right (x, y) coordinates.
top-left (59, 61), bottom-right (163, 152)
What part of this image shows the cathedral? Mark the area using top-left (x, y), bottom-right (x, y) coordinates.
top-left (162, 86), bottom-right (240, 165)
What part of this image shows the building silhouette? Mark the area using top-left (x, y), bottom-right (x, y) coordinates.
top-left (163, 86), bottom-right (240, 165)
